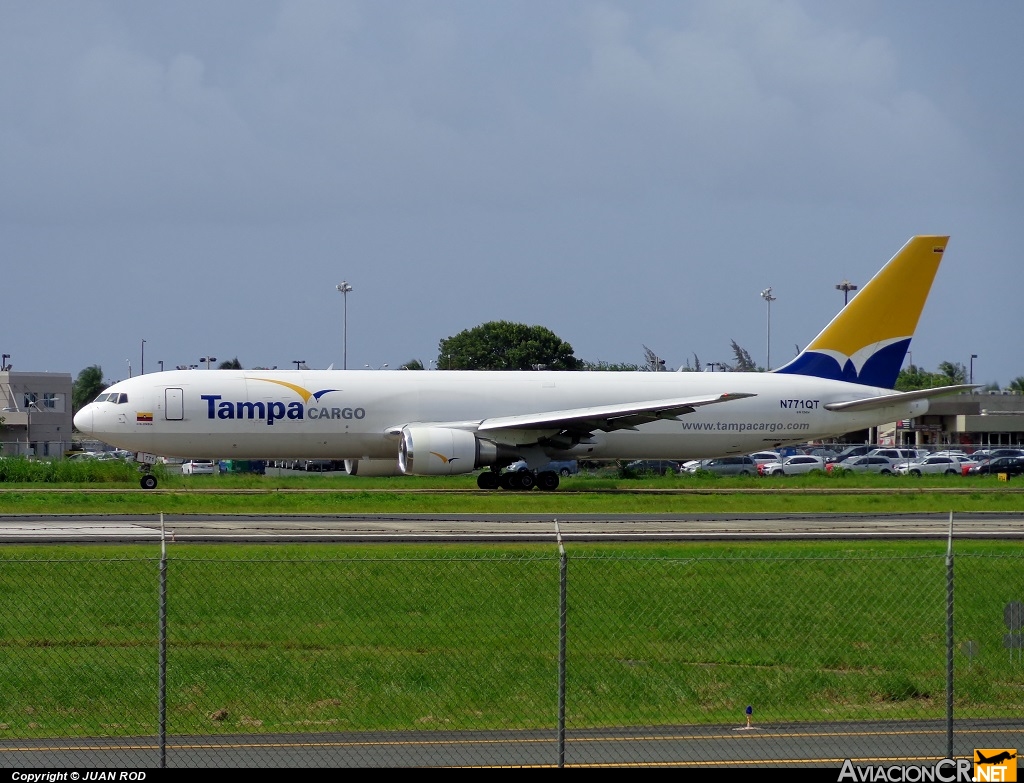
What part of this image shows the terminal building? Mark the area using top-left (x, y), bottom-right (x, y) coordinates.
top-left (0, 369), bottom-right (74, 457)
top-left (872, 391), bottom-right (1024, 449)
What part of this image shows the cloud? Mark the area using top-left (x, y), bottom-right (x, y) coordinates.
top-left (574, 0), bottom-right (986, 202)
top-left (0, 0), bottom-right (996, 225)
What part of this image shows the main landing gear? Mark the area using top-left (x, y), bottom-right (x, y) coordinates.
top-left (476, 468), bottom-right (560, 491)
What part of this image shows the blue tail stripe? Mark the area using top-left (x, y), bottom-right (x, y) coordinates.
top-left (775, 339), bottom-right (910, 389)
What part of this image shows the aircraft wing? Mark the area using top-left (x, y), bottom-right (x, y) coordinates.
top-left (476, 392), bottom-right (756, 435)
top-left (824, 384), bottom-right (977, 412)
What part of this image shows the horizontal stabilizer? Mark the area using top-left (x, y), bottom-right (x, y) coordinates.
top-left (824, 384), bottom-right (977, 412)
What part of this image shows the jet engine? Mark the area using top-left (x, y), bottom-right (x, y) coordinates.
top-left (343, 458), bottom-right (404, 477)
top-left (399, 426), bottom-right (513, 476)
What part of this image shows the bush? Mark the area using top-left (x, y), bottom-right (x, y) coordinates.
top-left (0, 457), bottom-right (141, 484)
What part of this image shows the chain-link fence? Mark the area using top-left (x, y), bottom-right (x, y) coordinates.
top-left (0, 540), bottom-right (1022, 767)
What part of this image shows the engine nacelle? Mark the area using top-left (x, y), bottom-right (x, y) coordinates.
top-left (344, 458), bottom-right (404, 477)
top-left (399, 426), bottom-right (506, 476)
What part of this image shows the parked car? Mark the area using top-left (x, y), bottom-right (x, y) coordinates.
top-left (759, 455), bottom-right (826, 476)
top-left (623, 459), bottom-right (680, 476)
top-left (507, 459), bottom-right (579, 477)
top-left (867, 448), bottom-right (929, 470)
top-left (825, 445), bottom-right (872, 464)
top-left (967, 456), bottom-right (1024, 477)
top-left (803, 447), bottom-right (841, 462)
top-left (893, 455), bottom-right (966, 476)
top-left (748, 451), bottom-right (781, 466)
top-left (181, 459), bottom-right (217, 475)
top-left (826, 456), bottom-right (897, 475)
top-left (693, 456), bottom-right (758, 476)
top-left (974, 448), bottom-right (1024, 461)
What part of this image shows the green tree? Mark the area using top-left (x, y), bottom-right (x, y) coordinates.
top-left (72, 365), bottom-right (108, 414)
top-left (895, 361), bottom-right (972, 391)
top-left (1009, 377), bottom-right (1024, 394)
top-left (218, 357), bottom-right (243, 370)
top-left (580, 360), bottom-right (641, 371)
top-left (937, 361), bottom-right (967, 385)
top-left (400, 359), bottom-right (425, 370)
top-left (641, 345), bottom-right (668, 371)
top-left (438, 321), bottom-right (582, 370)
top-left (728, 340), bottom-right (759, 372)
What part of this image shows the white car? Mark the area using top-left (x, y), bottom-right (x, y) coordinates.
top-left (894, 456), bottom-right (966, 476)
top-left (181, 459), bottom-right (217, 475)
top-left (506, 459), bottom-right (579, 476)
top-left (826, 455), bottom-right (896, 475)
top-left (759, 455), bottom-right (825, 476)
top-left (867, 448), bottom-right (929, 470)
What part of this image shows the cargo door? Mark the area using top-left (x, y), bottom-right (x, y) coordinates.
top-left (165, 388), bottom-right (184, 421)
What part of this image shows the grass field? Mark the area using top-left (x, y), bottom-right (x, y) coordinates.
top-left (1, 465), bottom-right (1022, 515)
top-left (0, 470), bottom-right (1020, 740)
top-left (0, 538), bottom-right (1021, 738)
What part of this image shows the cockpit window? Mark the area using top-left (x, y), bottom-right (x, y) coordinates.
top-left (94, 393), bottom-right (128, 404)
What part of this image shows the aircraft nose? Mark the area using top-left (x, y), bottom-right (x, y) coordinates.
top-left (73, 406), bottom-right (94, 434)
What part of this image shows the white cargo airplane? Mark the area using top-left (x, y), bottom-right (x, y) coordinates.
top-left (75, 235), bottom-right (970, 490)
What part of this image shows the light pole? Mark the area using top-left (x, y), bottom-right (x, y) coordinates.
top-left (158, 360), bottom-right (164, 372)
top-left (835, 280), bottom-right (858, 307)
top-left (293, 360), bottom-right (306, 370)
top-left (201, 356), bottom-right (217, 369)
top-left (141, 339), bottom-right (146, 375)
top-left (760, 287), bottom-right (776, 369)
top-left (336, 281), bottom-right (353, 370)
top-left (970, 354), bottom-right (978, 385)
top-left (126, 358), bottom-right (132, 378)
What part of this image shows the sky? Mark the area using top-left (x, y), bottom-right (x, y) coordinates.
top-left (3, 1), bottom-right (1022, 386)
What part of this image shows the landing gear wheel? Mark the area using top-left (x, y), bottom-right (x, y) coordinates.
top-left (536, 471), bottom-right (560, 491)
top-left (140, 474), bottom-right (158, 490)
top-left (518, 471), bottom-right (535, 490)
top-left (477, 471), bottom-right (500, 490)
top-left (500, 471), bottom-right (520, 490)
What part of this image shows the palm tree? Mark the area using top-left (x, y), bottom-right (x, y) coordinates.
top-left (72, 365), bottom-right (108, 414)
top-left (937, 361), bottom-right (967, 385)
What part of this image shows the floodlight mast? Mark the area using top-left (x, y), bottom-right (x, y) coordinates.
top-left (760, 287), bottom-right (776, 369)
top-left (336, 281), bottom-right (353, 370)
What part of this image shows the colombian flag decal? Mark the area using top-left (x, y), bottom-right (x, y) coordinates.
top-left (137, 412), bottom-right (154, 423)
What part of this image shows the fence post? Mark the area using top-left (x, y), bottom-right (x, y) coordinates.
top-left (945, 511), bottom-right (954, 759)
top-left (159, 513), bottom-right (168, 768)
top-left (556, 520), bottom-right (567, 768)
